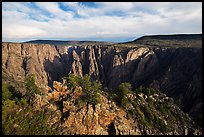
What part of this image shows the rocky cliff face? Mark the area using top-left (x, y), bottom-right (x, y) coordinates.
top-left (28, 81), bottom-right (202, 135)
top-left (46, 82), bottom-right (140, 135)
top-left (2, 41), bottom-right (202, 125)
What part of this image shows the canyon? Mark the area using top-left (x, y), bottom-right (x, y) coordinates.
top-left (2, 34), bottom-right (202, 135)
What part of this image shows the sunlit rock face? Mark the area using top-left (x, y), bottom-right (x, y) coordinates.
top-left (29, 80), bottom-right (202, 135)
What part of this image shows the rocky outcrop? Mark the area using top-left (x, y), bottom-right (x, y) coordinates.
top-left (2, 42), bottom-right (202, 125)
top-left (44, 81), bottom-right (141, 135)
top-left (31, 81), bottom-right (202, 135)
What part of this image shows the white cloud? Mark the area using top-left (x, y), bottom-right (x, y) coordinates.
top-left (2, 2), bottom-right (202, 42)
top-left (35, 2), bottom-right (62, 14)
top-left (62, 2), bottom-right (104, 17)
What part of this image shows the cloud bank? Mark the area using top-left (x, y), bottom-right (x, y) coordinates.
top-left (2, 2), bottom-right (202, 42)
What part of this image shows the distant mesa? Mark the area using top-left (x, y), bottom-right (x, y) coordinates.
top-left (122, 34), bottom-right (202, 48)
top-left (133, 34), bottom-right (202, 41)
top-left (24, 40), bottom-right (114, 46)
top-left (25, 40), bottom-right (82, 45)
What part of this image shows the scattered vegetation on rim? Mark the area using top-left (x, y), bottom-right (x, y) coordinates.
top-left (108, 82), bottom-right (176, 133)
top-left (63, 74), bottom-right (102, 105)
top-left (2, 76), bottom-right (59, 135)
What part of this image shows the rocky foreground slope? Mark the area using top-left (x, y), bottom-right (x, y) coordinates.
top-left (2, 36), bottom-right (202, 125)
top-left (24, 80), bottom-right (201, 135)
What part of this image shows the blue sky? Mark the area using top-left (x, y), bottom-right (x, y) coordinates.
top-left (2, 2), bottom-right (202, 42)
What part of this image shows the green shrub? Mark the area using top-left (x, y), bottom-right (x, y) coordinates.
top-left (87, 80), bottom-right (102, 105)
top-left (2, 83), bottom-right (12, 101)
top-left (133, 86), bottom-right (158, 96)
top-left (128, 109), bottom-right (136, 116)
top-left (143, 105), bottom-right (154, 125)
top-left (2, 99), bottom-right (16, 110)
top-left (118, 82), bottom-right (132, 97)
top-left (116, 82), bottom-right (132, 108)
top-left (156, 118), bottom-right (170, 133)
top-left (120, 96), bottom-right (129, 109)
top-left (65, 74), bottom-right (101, 105)
top-left (19, 97), bottom-right (27, 106)
top-left (90, 92), bottom-right (100, 105)
top-left (2, 105), bottom-right (59, 135)
top-left (66, 74), bottom-right (81, 91)
top-left (108, 93), bottom-right (119, 103)
top-left (79, 74), bottom-right (92, 93)
top-left (147, 97), bottom-right (154, 106)
top-left (92, 80), bottom-right (102, 93)
top-left (25, 75), bottom-right (41, 99)
top-left (139, 118), bottom-right (150, 127)
top-left (158, 103), bottom-right (171, 116)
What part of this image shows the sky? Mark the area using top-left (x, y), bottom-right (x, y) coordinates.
top-left (2, 2), bottom-right (202, 42)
